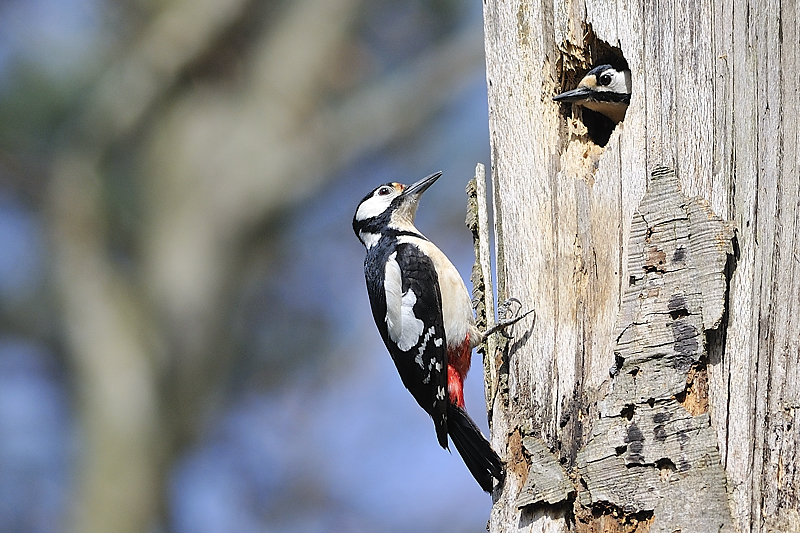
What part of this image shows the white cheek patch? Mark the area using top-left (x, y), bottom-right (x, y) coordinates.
top-left (355, 193), bottom-right (393, 221)
top-left (384, 253), bottom-right (424, 352)
top-left (593, 70), bottom-right (631, 94)
top-left (360, 231), bottom-right (381, 249)
top-left (616, 70), bottom-right (632, 93)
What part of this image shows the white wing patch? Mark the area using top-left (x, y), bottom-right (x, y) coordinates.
top-left (397, 236), bottom-right (475, 347)
top-left (384, 252), bottom-right (424, 352)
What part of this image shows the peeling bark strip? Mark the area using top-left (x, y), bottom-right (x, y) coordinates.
top-left (577, 166), bottom-right (735, 533)
top-left (516, 436), bottom-right (574, 507)
top-left (466, 163), bottom-right (502, 414)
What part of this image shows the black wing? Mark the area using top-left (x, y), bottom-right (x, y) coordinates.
top-left (365, 241), bottom-right (449, 449)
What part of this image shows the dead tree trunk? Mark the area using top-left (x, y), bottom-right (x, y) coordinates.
top-left (479, 0), bottom-right (799, 532)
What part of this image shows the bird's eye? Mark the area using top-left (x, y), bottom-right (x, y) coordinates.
top-left (377, 186), bottom-right (392, 196)
top-left (599, 73), bottom-right (612, 85)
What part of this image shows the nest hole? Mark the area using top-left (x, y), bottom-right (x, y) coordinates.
top-left (556, 26), bottom-right (629, 147)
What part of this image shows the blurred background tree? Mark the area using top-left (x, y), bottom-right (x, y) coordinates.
top-left (0, 0), bottom-right (496, 532)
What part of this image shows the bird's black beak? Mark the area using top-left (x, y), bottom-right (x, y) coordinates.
top-left (553, 86), bottom-right (594, 103)
top-left (401, 171), bottom-right (442, 198)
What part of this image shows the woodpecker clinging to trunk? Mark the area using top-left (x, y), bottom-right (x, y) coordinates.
top-left (553, 64), bottom-right (632, 123)
top-left (353, 171), bottom-right (521, 492)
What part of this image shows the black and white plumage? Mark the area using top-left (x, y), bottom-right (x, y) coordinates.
top-left (353, 172), bottom-right (504, 492)
top-left (553, 64), bottom-right (632, 123)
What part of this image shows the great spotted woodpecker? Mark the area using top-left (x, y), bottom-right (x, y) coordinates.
top-left (353, 171), bottom-right (509, 492)
top-left (553, 64), bottom-right (632, 123)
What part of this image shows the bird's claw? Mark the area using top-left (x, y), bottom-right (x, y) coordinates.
top-left (497, 298), bottom-right (521, 321)
top-left (483, 298), bottom-right (535, 339)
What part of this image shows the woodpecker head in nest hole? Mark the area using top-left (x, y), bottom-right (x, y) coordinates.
top-left (553, 64), bottom-right (632, 124)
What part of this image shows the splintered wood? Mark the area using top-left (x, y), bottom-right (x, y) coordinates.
top-left (576, 167), bottom-right (735, 533)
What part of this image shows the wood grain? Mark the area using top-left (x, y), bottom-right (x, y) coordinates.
top-left (482, 0), bottom-right (800, 531)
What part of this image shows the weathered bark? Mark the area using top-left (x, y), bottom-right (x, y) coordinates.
top-left (481, 0), bottom-right (800, 532)
top-left (576, 166), bottom-right (734, 533)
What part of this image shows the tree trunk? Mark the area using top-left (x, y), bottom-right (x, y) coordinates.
top-left (480, 0), bottom-right (799, 532)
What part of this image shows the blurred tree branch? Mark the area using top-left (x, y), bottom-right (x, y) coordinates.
top-left (45, 0), bottom-right (483, 532)
top-left (79, 0), bottom-right (251, 142)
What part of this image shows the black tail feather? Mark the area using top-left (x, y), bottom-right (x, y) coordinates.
top-left (447, 404), bottom-right (505, 492)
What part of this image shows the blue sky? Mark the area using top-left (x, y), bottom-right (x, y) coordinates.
top-left (0, 1), bottom-right (497, 530)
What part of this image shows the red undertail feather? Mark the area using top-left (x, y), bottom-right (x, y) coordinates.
top-left (444, 332), bottom-right (505, 492)
top-left (447, 333), bottom-right (472, 408)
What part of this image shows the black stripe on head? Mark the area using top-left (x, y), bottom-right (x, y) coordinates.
top-left (586, 64), bottom-right (614, 80)
top-left (587, 91), bottom-right (631, 104)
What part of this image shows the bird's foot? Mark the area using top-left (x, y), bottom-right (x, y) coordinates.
top-left (483, 298), bottom-right (535, 338)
